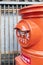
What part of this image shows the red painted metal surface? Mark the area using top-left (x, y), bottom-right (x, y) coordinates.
top-left (15, 4), bottom-right (43, 65)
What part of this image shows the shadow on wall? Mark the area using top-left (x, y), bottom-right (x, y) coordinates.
top-left (1, 53), bottom-right (20, 65)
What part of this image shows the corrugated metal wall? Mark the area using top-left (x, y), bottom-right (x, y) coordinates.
top-left (0, 4), bottom-right (21, 65)
top-left (0, 1), bottom-right (43, 65)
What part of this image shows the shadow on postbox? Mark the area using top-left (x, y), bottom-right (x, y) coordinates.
top-left (14, 19), bottom-right (42, 48)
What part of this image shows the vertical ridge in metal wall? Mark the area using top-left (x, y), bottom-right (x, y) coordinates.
top-left (8, 5), bottom-right (10, 65)
top-left (0, 5), bottom-right (1, 65)
top-left (12, 5), bottom-right (14, 65)
top-left (4, 5), bottom-right (6, 65)
top-left (16, 4), bottom-right (19, 55)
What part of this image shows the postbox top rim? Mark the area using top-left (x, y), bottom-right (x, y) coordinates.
top-left (19, 4), bottom-right (43, 11)
top-left (19, 4), bottom-right (43, 18)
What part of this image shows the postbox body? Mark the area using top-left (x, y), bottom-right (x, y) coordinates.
top-left (15, 4), bottom-right (43, 65)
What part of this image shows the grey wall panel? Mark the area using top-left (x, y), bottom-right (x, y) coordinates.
top-left (1, 13), bottom-right (21, 54)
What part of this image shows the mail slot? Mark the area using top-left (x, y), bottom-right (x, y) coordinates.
top-left (15, 4), bottom-right (43, 65)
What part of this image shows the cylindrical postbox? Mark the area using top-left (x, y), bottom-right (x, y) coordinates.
top-left (15, 4), bottom-right (43, 65)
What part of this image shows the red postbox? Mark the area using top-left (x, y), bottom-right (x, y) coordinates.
top-left (15, 4), bottom-right (43, 65)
